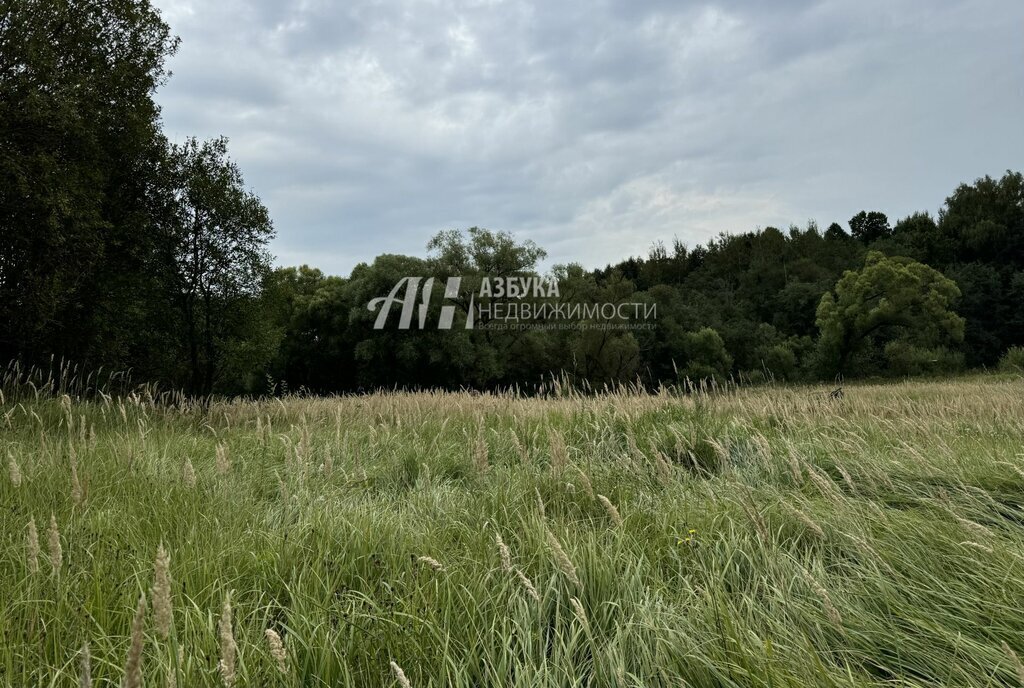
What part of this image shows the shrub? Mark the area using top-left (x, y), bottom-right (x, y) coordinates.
top-left (999, 346), bottom-right (1024, 374)
top-left (884, 341), bottom-right (963, 377)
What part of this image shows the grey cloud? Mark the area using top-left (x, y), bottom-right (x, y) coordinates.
top-left (153, 0), bottom-right (1024, 273)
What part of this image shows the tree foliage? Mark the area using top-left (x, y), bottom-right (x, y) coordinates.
top-left (814, 252), bottom-right (964, 376)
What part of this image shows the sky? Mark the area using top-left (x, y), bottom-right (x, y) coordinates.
top-left (153, 0), bottom-right (1024, 275)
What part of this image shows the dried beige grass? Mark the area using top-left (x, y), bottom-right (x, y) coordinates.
top-left (48, 513), bottom-right (62, 576)
top-left (182, 458), bottom-right (196, 488)
top-left (786, 447), bottom-right (803, 484)
top-left (79, 642), bottom-right (91, 688)
top-left (510, 430), bottom-right (530, 464)
top-left (569, 597), bottom-right (589, 630)
top-left (8, 453), bottom-right (21, 487)
top-left (122, 596), bottom-right (147, 688)
top-left (71, 458), bottom-right (83, 506)
top-left (218, 593), bottom-right (238, 687)
top-left (535, 488), bottom-right (546, 518)
top-left (265, 628), bottom-right (287, 674)
top-left (472, 424), bottom-right (489, 472)
top-left (597, 494), bottom-right (623, 526)
top-left (783, 501), bottom-right (825, 539)
top-left (572, 466), bottom-right (595, 499)
top-left (390, 660), bottom-right (412, 688)
top-left (151, 543), bottom-right (172, 639)
top-left (959, 540), bottom-right (994, 555)
top-left (514, 567), bottom-right (540, 602)
top-left (801, 567), bottom-right (843, 632)
top-left (495, 533), bottom-right (512, 572)
top-left (548, 428), bottom-right (568, 475)
top-left (417, 555), bottom-right (445, 572)
top-left (545, 529), bottom-right (581, 586)
top-left (215, 443), bottom-right (230, 476)
top-left (625, 431), bottom-right (642, 462)
top-left (806, 465), bottom-right (843, 501)
top-left (1002, 641), bottom-right (1024, 684)
top-left (276, 471), bottom-right (289, 503)
top-left (730, 488), bottom-right (767, 541)
top-left (26, 517), bottom-right (39, 573)
top-left (649, 440), bottom-right (672, 482)
top-left (957, 516), bottom-right (995, 540)
top-left (834, 462), bottom-right (858, 493)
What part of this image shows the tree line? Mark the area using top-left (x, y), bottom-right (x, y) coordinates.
top-left (3, 0), bottom-right (1022, 395)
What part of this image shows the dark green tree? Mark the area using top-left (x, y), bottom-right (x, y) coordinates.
top-left (0, 0), bottom-right (179, 375)
top-left (165, 137), bottom-right (276, 394)
top-left (849, 211), bottom-right (891, 244)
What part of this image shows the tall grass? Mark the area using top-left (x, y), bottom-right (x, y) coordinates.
top-left (2, 374), bottom-right (1024, 686)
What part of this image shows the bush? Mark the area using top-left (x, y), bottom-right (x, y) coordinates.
top-left (680, 328), bottom-right (732, 381)
top-left (883, 341), bottom-right (963, 377)
top-left (999, 346), bottom-right (1024, 374)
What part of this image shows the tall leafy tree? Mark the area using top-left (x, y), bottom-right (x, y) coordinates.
top-left (0, 0), bottom-right (179, 374)
top-left (165, 137), bottom-right (275, 394)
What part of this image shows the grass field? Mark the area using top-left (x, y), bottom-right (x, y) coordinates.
top-left (3, 374), bottom-right (1024, 687)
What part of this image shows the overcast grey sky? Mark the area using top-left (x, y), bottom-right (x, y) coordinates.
top-left (153, 0), bottom-right (1023, 275)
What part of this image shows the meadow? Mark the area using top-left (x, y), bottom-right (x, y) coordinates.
top-left (3, 369), bottom-right (1024, 687)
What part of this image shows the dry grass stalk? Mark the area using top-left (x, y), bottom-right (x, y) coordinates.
top-left (472, 424), bottom-right (489, 472)
top-left (510, 430), bottom-right (530, 464)
top-left (215, 443), bottom-right (230, 476)
top-left (26, 517), bottom-right (39, 573)
top-left (833, 462), bottom-right (858, 494)
top-left (296, 423), bottom-right (310, 468)
top-left (218, 593), bottom-right (237, 687)
top-left (956, 516), bottom-right (995, 539)
top-left (801, 567), bottom-right (843, 632)
top-left (745, 502), bottom-right (770, 541)
top-left (625, 431), bottom-right (642, 462)
top-left (152, 543), bottom-right (172, 639)
top-left (572, 466), bottom-right (595, 499)
top-left (784, 501), bottom-right (825, 538)
top-left (182, 457), bottom-right (196, 488)
top-left (390, 660), bottom-right (412, 688)
top-left (276, 471), bottom-right (289, 503)
top-left (417, 555), bottom-right (444, 572)
top-left (548, 428), bottom-right (568, 475)
top-left (71, 458), bottom-right (83, 506)
top-left (265, 628), bottom-right (287, 674)
top-left (535, 488), bottom-right (546, 518)
top-left (959, 540), bottom-right (994, 554)
top-left (122, 596), bottom-right (147, 688)
top-left (569, 597), bottom-right (589, 630)
top-left (514, 567), bottom-right (540, 602)
top-left (648, 440), bottom-right (672, 481)
top-left (79, 642), bottom-right (91, 688)
top-left (1002, 641), bottom-right (1024, 684)
top-left (8, 452), bottom-right (22, 487)
top-left (806, 465), bottom-right (842, 501)
top-left (597, 494), bottom-right (623, 526)
top-left (545, 529), bottom-right (581, 586)
top-left (495, 533), bottom-right (512, 572)
top-left (48, 513), bottom-right (62, 576)
top-left (787, 447), bottom-right (803, 484)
